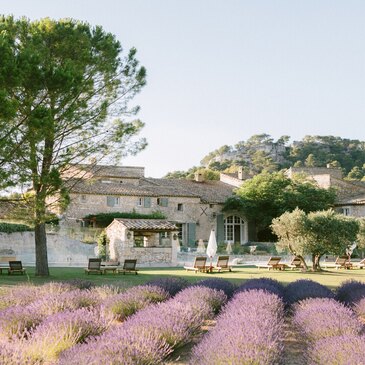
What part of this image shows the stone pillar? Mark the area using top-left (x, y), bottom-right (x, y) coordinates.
top-left (171, 231), bottom-right (179, 265)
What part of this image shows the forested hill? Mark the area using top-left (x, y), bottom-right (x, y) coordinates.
top-left (164, 134), bottom-right (365, 181)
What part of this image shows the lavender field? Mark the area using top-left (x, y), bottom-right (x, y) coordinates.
top-left (0, 278), bottom-right (364, 364)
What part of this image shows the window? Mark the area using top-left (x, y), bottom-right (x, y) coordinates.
top-left (81, 195), bottom-right (86, 202)
top-left (137, 198), bottom-right (143, 206)
top-left (177, 203), bottom-right (183, 211)
top-left (115, 197), bottom-right (121, 206)
top-left (224, 215), bottom-right (245, 244)
top-left (341, 207), bottom-right (350, 216)
top-left (157, 197), bottom-right (168, 207)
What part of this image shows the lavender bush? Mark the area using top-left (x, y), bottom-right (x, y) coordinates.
top-left (145, 277), bottom-right (189, 296)
top-left (354, 297), bottom-right (365, 320)
top-left (336, 280), bottom-right (365, 306)
top-left (174, 286), bottom-right (227, 315)
top-left (59, 324), bottom-right (173, 365)
top-left (309, 334), bottom-right (365, 365)
top-left (29, 289), bottom-right (102, 317)
top-left (101, 285), bottom-right (169, 321)
top-left (294, 298), bottom-right (363, 341)
top-left (0, 339), bottom-right (34, 365)
top-left (64, 279), bottom-right (95, 290)
top-left (191, 290), bottom-right (285, 365)
top-left (0, 306), bottom-right (44, 340)
top-left (236, 278), bottom-right (285, 298)
top-left (194, 278), bottom-right (236, 298)
top-left (0, 285), bottom-right (42, 310)
top-left (61, 286), bottom-right (222, 364)
top-left (284, 279), bottom-right (334, 305)
top-left (23, 308), bottom-right (110, 362)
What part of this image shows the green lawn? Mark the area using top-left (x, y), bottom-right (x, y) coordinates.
top-left (1, 265), bottom-right (365, 289)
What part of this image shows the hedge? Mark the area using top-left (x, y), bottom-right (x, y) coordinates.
top-left (83, 211), bottom-right (166, 227)
top-left (0, 223), bottom-right (33, 233)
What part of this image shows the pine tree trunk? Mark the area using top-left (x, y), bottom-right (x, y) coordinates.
top-left (35, 222), bottom-right (49, 276)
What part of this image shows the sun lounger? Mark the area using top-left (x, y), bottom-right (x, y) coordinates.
top-left (184, 256), bottom-right (207, 273)
top-left (256, 256), bottom-right (286, 270)
top-left (353, 258), bottom-right (365, 269)
top-left (8, 261), bottom-right (26, 275)
top-left (84, 258), bottom-right (103, 275)
top-left (117, 259), bottom-right (139, 275)
top-left (287, 256), bottom-right (304, 270)
top-left (214, 255), bottom-right (232, 272)
top-left (322, 256), bottom-right (352, 270)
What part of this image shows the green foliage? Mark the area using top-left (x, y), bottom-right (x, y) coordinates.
top-left (168, 134), bottom-right (365, 178)
top-left (97, 230), bottom-right (109, 261)
top-left (346, 166), bottom-right (364, 180)
top-left (0, 16), bottom-right (147, 275)
top-left (224, 172), bottom-right (336, 237)
top-left (84, 211), bottom-right (166, 227)
top-left (272, 209), bottom-right (359, 270)
top-left (0, 222), bottom-right (33, 233)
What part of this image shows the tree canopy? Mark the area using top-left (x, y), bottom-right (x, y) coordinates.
top-left (224, 172), bottom-right (336, 240)
top-left (0, 16), bottom-right (147, 275)
top-left (272, 209), bottom-right (359, 271)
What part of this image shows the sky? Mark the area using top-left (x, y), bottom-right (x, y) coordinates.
top-left (2, 0), bottom-right (365, 177)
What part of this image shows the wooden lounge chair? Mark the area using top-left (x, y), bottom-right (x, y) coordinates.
top-left (184, 256), bottom-right (207, 273)
top-left (214, 255), bottom-right (232, 272)
top-left (84, 258), bottom-right (103, 275)
top-left (287, 256), bottom-right (304, 270)
top-left (353, 258), bottom-right (365, 269)
top-left (8, 261), bottom-right (26, 275)
top-left (256, 256), bottom-right (285, 270)
top-left (117, 259), bottom-right (139, 275)
top-left (322, 256), bottom-right (352, 270)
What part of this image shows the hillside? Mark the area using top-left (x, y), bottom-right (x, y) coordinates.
top-left (165, 134), bottom-right (365, 180)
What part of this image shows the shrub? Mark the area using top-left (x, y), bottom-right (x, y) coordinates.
top-left (284, 279), bottom-right (335, 305)
top-left (24, 308), bottom-right (110, 362)
top-left (191, 290), bottom-right (285, 365)
top-left (83, 211), bottom-right (166, 227)
top-left (354, 297), bottom-right (365, 320)
top-left (336, 280), bottom-right (365, 306)
top-left (174, 286), bottom-right (227, 315)
top-left (293, 298), bottom-right (363, 341)
top-left (236, 278), bottom-right (285, 298)
top-left (0, 222), bottom-right (32, 233)
top-left (0, 285), bottom-right (42, 310)
top-left (309, 335), bottom-right (365, 365)
top-left (145, 277), bottom-right (189, 296)
top-left (194, 278), bottom-right (236, 298)
top-left (65, 279), bottom-right (95, 290)
top-left (30, 289), bottom-right (102, 316)
top-left (101, 285), bottom-right (169, 321)
top-left (0, 306), bottom-right (43, 340)
top-left (0, 339), bottom-right (34, 365)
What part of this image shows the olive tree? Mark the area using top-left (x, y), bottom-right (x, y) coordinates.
top-left (0, 16), bottom-right (147, 276)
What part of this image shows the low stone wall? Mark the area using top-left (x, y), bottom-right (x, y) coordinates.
top-left (0, 232), bottom-right (97, 267)
top-left (117, 247), bottom-right (173, 266)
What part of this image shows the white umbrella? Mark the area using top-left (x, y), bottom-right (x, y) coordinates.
top-left (206, 230), bottom-right (217, 267)
top-left (226, 242), bottom-right (232, 255)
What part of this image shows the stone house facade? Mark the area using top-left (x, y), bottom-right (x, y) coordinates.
top-left (59, 164), bottom-right (252, 248)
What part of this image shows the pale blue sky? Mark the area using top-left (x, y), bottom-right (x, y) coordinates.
top-left (2, 1), bottom-right (365, 176)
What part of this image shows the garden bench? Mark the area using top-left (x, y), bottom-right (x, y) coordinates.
top-left (117, 259), bottom-right (139, 275)
top-left (184, 256), bottom-right (208, 273)
top-left (213, 255), bottom-right (232, 272)
top-left (8, 261), bottom-right (26, 275)
top-left (84, 258), bottom-right (103, 275)
top-left (256, 256), bottom-right (286, 270)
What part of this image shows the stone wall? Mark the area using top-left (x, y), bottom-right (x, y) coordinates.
top-left (0, 232), bottom-right (96, 267)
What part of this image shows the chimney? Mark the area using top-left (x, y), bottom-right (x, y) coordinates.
top-left (194, 171), bottom-right (204, 182)
top-left (238, 166), bottom-right (244, 180)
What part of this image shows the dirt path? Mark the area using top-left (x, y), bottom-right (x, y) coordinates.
top-left (281, 319), bottom-right (308, 365)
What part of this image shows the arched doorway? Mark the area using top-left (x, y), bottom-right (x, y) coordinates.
top-left (224, 215), bottom-right (245, 244)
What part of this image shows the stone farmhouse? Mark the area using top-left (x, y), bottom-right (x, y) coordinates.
top-left (59, 165), bottom-right (253, 251)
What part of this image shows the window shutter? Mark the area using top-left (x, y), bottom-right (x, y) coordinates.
top-left (216, 213), bottom-right (224, 243)
top-left (187, 223), bottom-right (196, 247)
top-left (144, 197), bottom-right (151, 208)
top-left (107, 196), bottom-right (115, 207)
top-left (161, 198), bottom-right (168, 207)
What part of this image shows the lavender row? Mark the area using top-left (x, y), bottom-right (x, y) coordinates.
top-left (293, 297), bottom-right (365, 364)
top-left (59, 285), bottom-right (228, 365)
top-left (0, 284), bottom-right (171, 364)
top-left (191, 289), bottom-right (285, 365)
